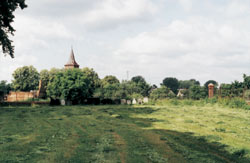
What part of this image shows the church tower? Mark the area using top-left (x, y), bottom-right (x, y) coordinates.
top-left (64, 48), bottom-right (80, 69)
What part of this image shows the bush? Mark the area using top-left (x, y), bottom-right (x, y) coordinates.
top-left (218, 97), bottom-right (250, 110)
top-left (189, 85), bottom-right (207, 100)
top-left (150, 86), bottom-right (175, 100)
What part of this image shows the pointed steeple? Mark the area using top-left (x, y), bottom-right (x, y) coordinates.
top-left (64, 48), bottom-right (80, 69)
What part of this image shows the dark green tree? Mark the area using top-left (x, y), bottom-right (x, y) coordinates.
top-left (243, 74), bottom-right (250, 89)
top-left (40, 69), bottom-right (49, 86)
top-left (102, 75), bottom-right (120, 85)
top-left (162, 77), bottom-right (179, 94)
top-left (82, 67), bottom-right (101, 96)
top-left (131, 75), bottom-right (151, 97)
top-left (150, 86), bottom-right (175, 100)
top-left (189, 85), bottom-right (207, 100)
top-left (179, 79), bottom-right (200, 89)
top-left (0, 80), bottom-right (11, 101)
top-left (12, 66), bottom-right (39, 91)
top-left (0, 0), bottom-right (27, 58)
top-left (204, 80), bottom-right (218, 89)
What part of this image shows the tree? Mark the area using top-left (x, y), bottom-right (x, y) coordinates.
top-left (47, 69), bottom-right (92, 104)
top-left (179, 79), bottom-right (200, 89)
top-left (162, 77), bottom-right (179, 94)
top-left (0, 0), bottom-right (27, 58)
top-left (102, 75), bottom-right (120, 86)
top-left (189, 85), bottom-right (207, 100)
top-left (150, 86), bottom-right (175, 100)
top-left (82, 67), bottom-right (101, 96)
top-left (12, 66), bottom-right (39, 91)
top-left (0, 80), bottom-right (11, 101)
top-left (243, 74), bottom-right (250, 89)
top-left (204, 80), bottom-right (218, 89)
top-left (131, 75), bottom-right (151, 97)
top-left (131, 76), bottom-right (146, 84)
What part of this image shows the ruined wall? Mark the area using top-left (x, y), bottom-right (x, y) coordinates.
top-left (7, 91), bottom-right (38, 102)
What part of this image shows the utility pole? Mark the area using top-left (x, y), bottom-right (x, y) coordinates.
top-left (126, 71), bottom-right (129, 81)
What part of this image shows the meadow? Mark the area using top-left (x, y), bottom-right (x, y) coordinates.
top-left (0, 101), bottom-right (250, 163)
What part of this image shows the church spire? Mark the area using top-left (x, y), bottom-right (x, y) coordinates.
top-left (64, 48), bottom-right (80, 69)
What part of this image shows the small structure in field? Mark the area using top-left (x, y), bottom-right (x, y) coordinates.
top-left (143, 97), bottom-right (149, 103)
top-left (177, 89), bottom-right (186, 98)
top-left (121, 99), bottom-right (127, 105)
top-left (132, 98), bottom-right (137, 104)
top-left (127, 100), bottom-right (132, 105)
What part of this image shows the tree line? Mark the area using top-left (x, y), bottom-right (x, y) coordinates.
top-left (1, 66), bottom-right (250, 102)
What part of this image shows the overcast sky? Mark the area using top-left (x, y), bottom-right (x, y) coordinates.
top-left (1, 0), bottom-right (250, 85)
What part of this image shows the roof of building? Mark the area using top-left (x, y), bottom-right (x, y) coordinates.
top-left (64, 48), bottom-right (79, 67)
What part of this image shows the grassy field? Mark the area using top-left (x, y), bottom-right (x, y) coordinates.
top-left (0, 102), bottom-right (250, 162)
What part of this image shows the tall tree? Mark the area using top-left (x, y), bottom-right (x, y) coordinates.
top-left (102, 75), bottom-right (120, 86)
top-left (204, 80), bottom-right (218, 89)
top-left (189, 85), bottom-right (207, 100)
top-left (0, 0), bottom-right (27, 58)
top-left (150, 86), bottom-right (175, 100)
top-left (162, 77), bottom-right (179, 94)
top-left (47, 69), bottom-right (92, 103)
top-left (12, 66), bottom-right (39, 91)
top-left (179, 79), bottom-right (200, 89)
top-left (82, 67), bottom-right (101, 96)
top-left (131, 75), bottom-right (151, 97)
top-left (0, 80), bottom-right (11, 101)
top-left (243, 74), bottom-right (250, 89)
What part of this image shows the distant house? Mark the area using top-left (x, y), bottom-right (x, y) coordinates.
top-left (177, 89), bottom-right (186, 98)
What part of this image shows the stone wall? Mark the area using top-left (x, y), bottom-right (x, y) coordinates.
top-left (7, 91), bottom-right (38, 102)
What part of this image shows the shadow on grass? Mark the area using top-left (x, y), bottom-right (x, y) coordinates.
top-left (113, 106), bottom-right (250, 163)
top-left (153, 129), bottom-right (250, 163)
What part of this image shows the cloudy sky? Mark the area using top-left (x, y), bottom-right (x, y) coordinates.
top-left (1, 0), bottom-right (250, 85)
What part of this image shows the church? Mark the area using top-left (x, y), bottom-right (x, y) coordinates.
top-left (64, 49), bottom-right (80, 69)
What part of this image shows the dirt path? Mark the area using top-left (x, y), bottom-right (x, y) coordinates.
top-left (113, 132), bottom-right (127, 163)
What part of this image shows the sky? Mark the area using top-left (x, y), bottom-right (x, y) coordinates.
top-left (1, 0), bottom-right (250, 85)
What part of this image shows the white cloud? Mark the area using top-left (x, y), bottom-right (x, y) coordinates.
top-left (0, 54), bottom-right (38, 82)
top-left (14, 15), bottom-right (74, 40)
top-left (224, 0), bottom-right (250, 17)
top-left (178, 0), bottom-right (193, 11)
top-left (114, 18), bottom-right (250, 84)
top-left (77, 0), bottom-right (158, 29)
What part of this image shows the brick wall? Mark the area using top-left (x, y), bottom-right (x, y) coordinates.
top-left (7, 91), bottom-right (38, 102)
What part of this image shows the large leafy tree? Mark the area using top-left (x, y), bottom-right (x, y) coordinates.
top-left (82, 67), bottom-right (101, 96)
top-left (131, 75), bottom-right (151, 97)
top-left (39, 69), bottom-right (50, 98)
top-left (12, 66), bottom-right (39, 91)
top-left (204, 80), bottom-right (218, 89)
top-left (94, 75), bottom-right (120, 100)
top-left (179, 79), bottom-right (200, 89)
top-left (47, 69), bottom-right (92, 103)
top-left (243, 74), bottom-right (250, 89)
top-left (162, 77), bottom-right (179, 94)
top-left (101, 75), bottom-right (120, 85)
top-left (189, 85), bottom-right (207, 100)
top-left (150, 86), bottom-right (175, 100)
top-left (0, 0), bottom-right (27, 58)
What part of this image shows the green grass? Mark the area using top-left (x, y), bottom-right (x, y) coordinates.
top-left (0, 103), bottom-right (249, 162)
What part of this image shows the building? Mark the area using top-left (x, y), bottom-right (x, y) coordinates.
top-left (64, 48), bottom-right (80, 69)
